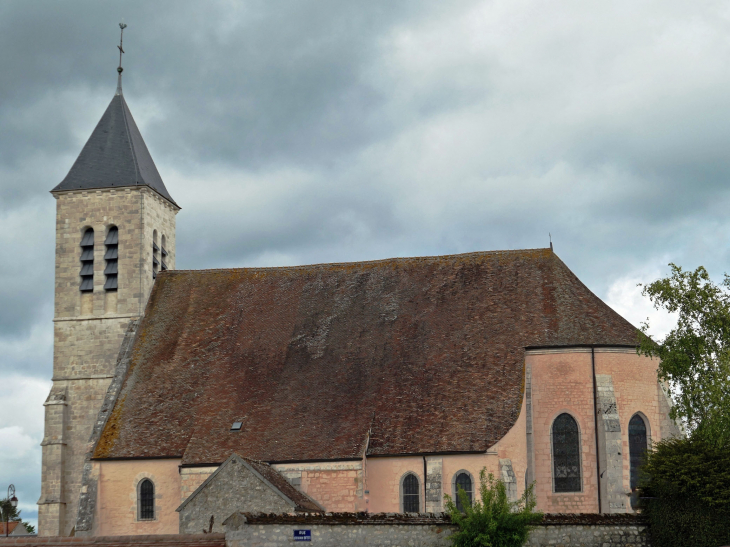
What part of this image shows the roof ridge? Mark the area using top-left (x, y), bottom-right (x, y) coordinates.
top-left (163, 247), bottom-right (554, 275)
top-left (119, 94), bottom-right (142, 186)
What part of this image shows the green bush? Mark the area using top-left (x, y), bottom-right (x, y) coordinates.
top-left (444, 469), bottom-right (543, 547)
top-left (640, 436), bottom-right (730, 547)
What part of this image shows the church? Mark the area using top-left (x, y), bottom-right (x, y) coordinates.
top-left (38, 55), bottom-right (680, 538)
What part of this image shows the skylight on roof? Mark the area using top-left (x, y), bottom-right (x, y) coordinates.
top-left (231, 422), bottom-right (243, 431)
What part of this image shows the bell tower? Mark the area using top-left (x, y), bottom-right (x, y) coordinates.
top-left (38, 24), bottom-right (180, 536)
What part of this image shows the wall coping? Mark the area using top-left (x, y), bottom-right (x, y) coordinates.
top-left (228, 511), bottom-right (647, 527)
top-left (0, 534), bottom-right (225, 546)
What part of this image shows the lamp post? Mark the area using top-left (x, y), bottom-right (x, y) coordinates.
top-left (5, 485), bottom-right (18, 537)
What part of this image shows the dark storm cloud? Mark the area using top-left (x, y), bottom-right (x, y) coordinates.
top-left (7, 0), bottom-right (730, 525)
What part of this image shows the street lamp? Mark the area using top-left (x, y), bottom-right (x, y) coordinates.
top-left (5, 485), bottom-right (17, 537)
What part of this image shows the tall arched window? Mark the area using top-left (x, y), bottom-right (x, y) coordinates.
top-left (454, 472), bottom-right (473, 511)
top-left (104, 226), bottom-right (118, 291)
top-left (79, 228), bottom-right (94, 292)
top-left (401, 473), bottom-right (420, 513)
top-left (629, 414), bottom-right (648, 491)
top-left (552, 413), bottom-right (581, 492)
top-left (138, 479), bottom-right (154, 520)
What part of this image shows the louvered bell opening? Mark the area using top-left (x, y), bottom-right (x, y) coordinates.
top-left (104, 228), bottom-right (119, 245)
top-left (80, 248), bottom-right (95, 261)
top-left (80, 262), bottom-right (94, 276)
top-left (80, 230), bottom-right (95, 247)
top-left (80, 276), bottom-right (94, 292)
top-left (153, 242), bottom-right (160, 252)
top-left (152, 270), bottom-right (157, 279)
top-left (104, 275), bottom-right (118, 290)
top-left (161, 246), bottom-right (168, 257)
top-left (153, 256), bottom-right (159, 266)
top-left (104, 246), bottom-right (118, 260)
top-left (104, 261), bottom-right (118, 275)
top-left (160, 261), bottom-right (167, 271)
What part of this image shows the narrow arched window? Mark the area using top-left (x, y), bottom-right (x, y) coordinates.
top-left (160, 235), bottom-right (168, 272)
top-left (80, 228), bottom-right (94, 292)
top-left (402, 473), bottom-right (420, 513)
top-left (454, 472), bottom-right (473, 511)
top-left (138, 479), bottom-right (154, 520)
top-left (552, 413), bottom-right (581, 492)
top-left (629, 414), bottom-right (648, 491)
top-left (152, 230), bottom-right (159, 279)
top-left (104, 226), bottom-right (118, 291)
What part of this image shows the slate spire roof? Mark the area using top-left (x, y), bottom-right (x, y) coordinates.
top-left (52, 88), bottom-right (177, 207)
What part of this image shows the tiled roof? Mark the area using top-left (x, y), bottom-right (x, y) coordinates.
top-left (94, 249), bottom-right (638, 464)
top-left (51, 92), bottom-right (177, 207)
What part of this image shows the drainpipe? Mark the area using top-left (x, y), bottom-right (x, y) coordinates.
top-left (422, 456), bottom-right (427, 513)
top-left (591, 347), bottom-right (602, 513)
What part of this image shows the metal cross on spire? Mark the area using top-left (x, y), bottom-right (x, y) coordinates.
top-left (116, 22), bottom-right (127, 95)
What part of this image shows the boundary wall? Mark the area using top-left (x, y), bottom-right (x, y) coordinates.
top-left (0, 514), bottom-right (649, 546)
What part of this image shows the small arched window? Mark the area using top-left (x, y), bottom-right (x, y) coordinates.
top-left (80, 228), bottom-right (94, 292)
top-left (629, 414), bottom-right (648, 492)
top-left (160, 235), bottom-right (168, 272)
top-left (454, 472), bottom-right (473, 511)
top-left (138, 479), bottom-right (154, 520)
top-left (401, 473), bottom-right (420, 513)
top-left (104, 226), bottom-right (118, 291)
top-left (552, 413), bottom-right (581, 493)
top-left (152, 230), bottom-right (159, 279)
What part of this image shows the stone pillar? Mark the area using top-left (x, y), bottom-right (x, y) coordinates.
top-left (595, 374), bottom-right (625, 513)
top-left (425, 457), bottom-right (443, 513)
top-left (499, 459), bottom-right (517, 501)
top-left (38, 386), bottom-right (68, 536)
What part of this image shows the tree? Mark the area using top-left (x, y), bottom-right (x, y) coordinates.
top-left (0, 498), bottom-right (35, 535)
top-left (444, 469), bottom-right (543, 547)
top-left (638, 264), bottom-right (730, 446)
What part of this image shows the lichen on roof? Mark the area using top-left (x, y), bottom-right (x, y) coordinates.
top-left (94, 248), bottom-right (638, 464)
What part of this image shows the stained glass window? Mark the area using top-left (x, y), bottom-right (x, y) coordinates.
top-left (139, 479), bottom-right (154, 520)
top-left (402, 473), bottom-right (420, 513)
top-left (455, 472), bottom-right (473, 511)
top-left (629, 414), bottom-right (648, 491)
top-left (553, 413), bottom-right (581, 492)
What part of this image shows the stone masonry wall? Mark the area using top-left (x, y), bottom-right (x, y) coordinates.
top-left (178, 459), bottom-right (293, 535)
top-left (273, 462), bottom-right (364, 512)
top-left (40, 188), bottom-right (178, 537)
top-left (224, 513), bottom-right (649, 547)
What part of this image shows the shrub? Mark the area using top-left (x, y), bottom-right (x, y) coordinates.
top-left (640, 436), bottom-right (730, 547)
top-left (444, 468), bottom-right (543, 547)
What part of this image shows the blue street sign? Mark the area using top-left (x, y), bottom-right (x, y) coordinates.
top-left (294, 529), bottom-right (311, 542)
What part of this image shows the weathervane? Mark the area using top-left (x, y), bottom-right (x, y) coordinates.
top-left (116, 22), bottom-right (127, 95)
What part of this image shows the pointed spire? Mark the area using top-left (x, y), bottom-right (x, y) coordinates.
top-left (52, 23), bottom-right (178, 207)
top-left (116, 22), bottom-right (127, 96)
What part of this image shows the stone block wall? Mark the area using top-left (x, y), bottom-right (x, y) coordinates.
top-left (40, 187), bottom-right (178, 537)
top-left (223, 513), bottom-right (649, 547)
top-left (178, 458), bottom-right (293, 534)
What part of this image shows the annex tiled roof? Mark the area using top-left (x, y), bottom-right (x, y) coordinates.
top-left (52, 91), bottom-right (177, 207)
top-left (94, 248), bottom-right (638, 464)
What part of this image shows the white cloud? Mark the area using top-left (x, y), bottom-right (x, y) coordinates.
top-left (605, 266), bottom-right (679, 341)
top-left (0, 375), bottom-right (50, 530)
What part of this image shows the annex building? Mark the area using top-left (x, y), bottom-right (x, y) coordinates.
top-left (38, 73), bottom-right (680, 538)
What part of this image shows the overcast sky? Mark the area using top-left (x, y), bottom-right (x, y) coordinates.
top-left (3, 0), bottom-right (729, 528)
